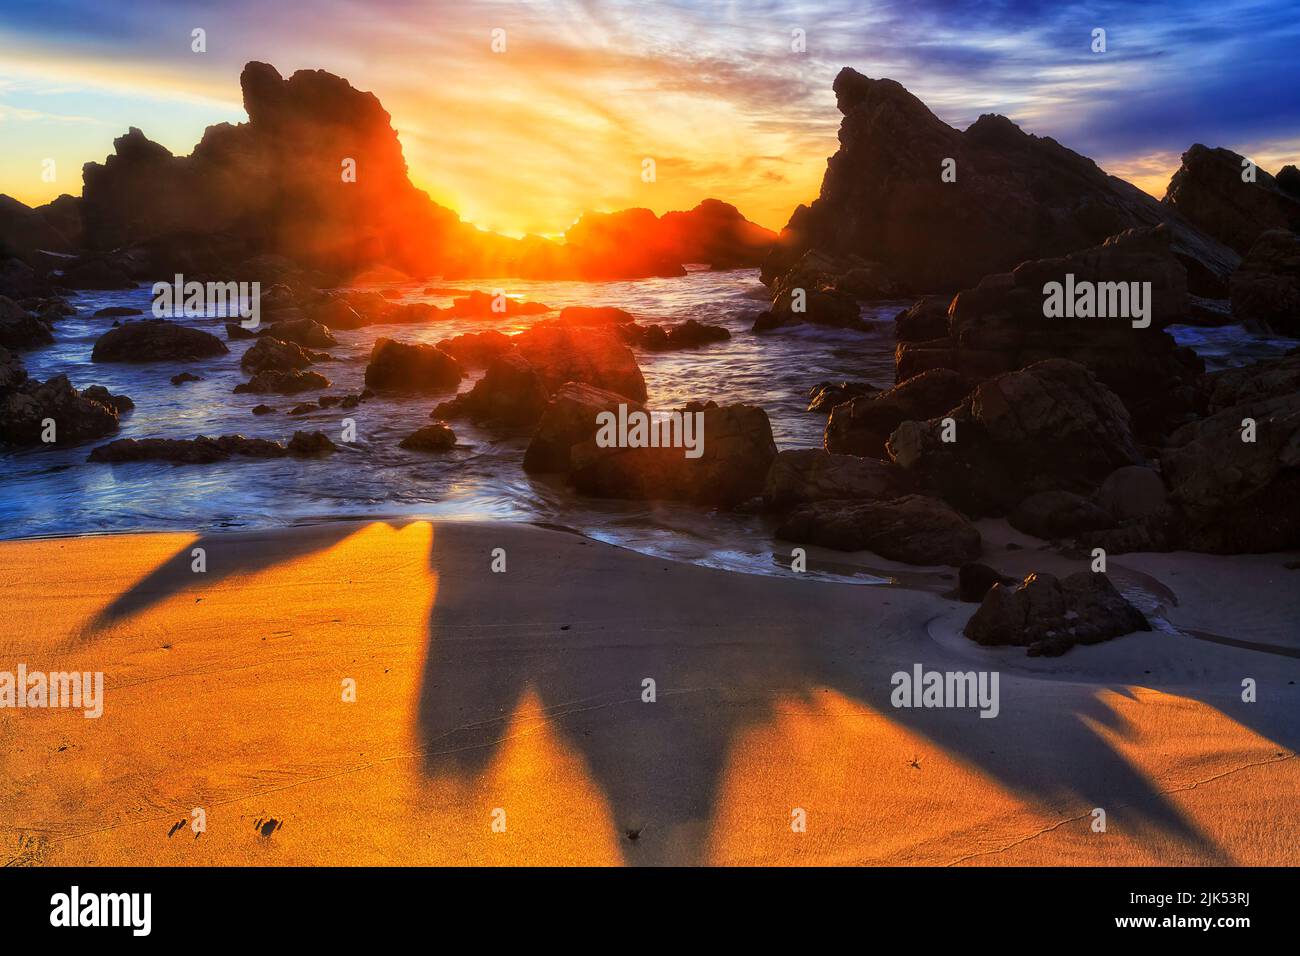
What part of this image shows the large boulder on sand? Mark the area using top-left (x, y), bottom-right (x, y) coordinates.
top-left (566, 402), bottom-right (777, 508)
top-left (92, 319), bottom-right (228, 362)
top-left (1009, 490), bottom-right (1115, 540)
top-left (363, 337), bottom-right (464, 393)
top-left (887, 359), bottom-right (1145, 516)
top-left (1229, 230), bottom-right (1300, 337)
top-left (775, 493), bottom-right (981, 565)
top-left (762, 449), bottom-right (909, 510)
top-left (963, 571), bottom-right (1150, 656)
top-left (512, 325), bottom-right (646, 401)
top-left (825, 368), bottom-right (970, 458)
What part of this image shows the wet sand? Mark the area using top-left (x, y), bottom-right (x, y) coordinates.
top-left (1, 520), bottom-right (1297, 865)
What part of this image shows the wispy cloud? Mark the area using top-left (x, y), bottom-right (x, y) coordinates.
top-left (0, 0), bottom-right (1295, 230)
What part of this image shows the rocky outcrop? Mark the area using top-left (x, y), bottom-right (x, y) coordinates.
top-left (775, 493), bottom-right (981, 565)
top-left (899, 227), bottom-right (1205, 438)
top-left (88, 431), bottom-right (334, 462)
top-left (259, 318), bottom-right (337, 348)
top-left (434, 330), bottom-right (514, 366)
top-left (0, 194), bottom-right (76, 264)
top-left (399, 422), bottom-right (457, 452)
top-left (762, 449), bottom-right (909, 510)
top-left (234, 368), bottom-right (330, 393)
top-left (512, 325), bottom-right (646, 401)
top-left (1160, 388), bottom-right (1300, 553)
top-left (887, 359), bottom-right (1145, 516)
top-left (433, 352), bottom-right (549, 427)
top-left (563, 199), bottom-right (775, 276)
top-left (762, 69), bottom-right (1238, 297)
top-left (0, 374), bottom-right (125, 446)
top-left (1229, 230), bottom-right (1300, 337)
top-left (963, 571), bottom-right (1150, 656)
top-left (91, 319), bottom-right (229, 362)
top-left (363, 338), bottom-right (464, 393)
top-left (523, 383), bottom-right (639, 474)
top-left (1163, 145), bottom-right (1300, 255)
top-left (825, 368), bottom-right (971, 458)
top-left (806, 380), bottom-right (879, 413)
top-left (619, 319), bottom-right (731, 350)
top-left (555, 306), bottom-right (635, 327)
top-left (0, 296), bottom-right (55, 349)
top-left (752, 286), bottom-right (866, 333)
top-left (894, 296), bottom-right (950, 343)
top-left (566, 402), bottom-right (777, 508)
top-left (446, 291), bottom-right (549, 318)
top-left (240, 336), bottom-right (325, 373)
top-left (1008, 490), bottom-right (1115, 540)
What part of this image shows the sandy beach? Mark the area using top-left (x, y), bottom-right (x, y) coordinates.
top-left (2, 519), bottom-right (1296, 866)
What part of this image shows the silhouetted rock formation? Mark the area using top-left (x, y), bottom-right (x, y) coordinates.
top-left (1163, 145), bottom-right (1300, 255)
top-left (762, 68), bottom-right (1239, 297)
top-left (66, 62), bottom-right (771, 282)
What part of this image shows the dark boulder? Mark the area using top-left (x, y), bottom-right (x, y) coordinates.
top-left (1229, 230), bottom-right (1300, 337)
top-left (512, 325), bottom-right (646, 401)
top-left (363, 337), bottom-right (464, 393)
top-left (826, 368), bottom-right (970, 458)
top-left (888, 359), bottom-right (1145, 517)
top-left (287, 430), bottom-right (337, 455)
top-left (567, 402), bottom-right (777, 508)
top-left (434, 352), bottom-right (549, 427)
top-left (234, 368), bottom-right (330, 394)
top-left (963, 571), bottom-right (1150, 656)
top-left (92, 319), bottom-right (228, 362)
top-left (399, 422), bottom-right (457, 452)
top-left (1009, 490), bottom-right (1115, 540)
top-left (89, 434), bottom-right (288, 463)
top-left (523, 382), bottom-right (641, 474)
top-left (434, 330), bottom-right (514, 366)
top-left (1160, 389), bottom-right (1300, 553)
top-left (0, 296), bottom-right (54, 349)
top-left (0, 374), bottom-right (122, 446)
top-left (762, 448), bottom-right (909, 510)
top-left (775, 493), bottom-right (981, 565)
top-left (806, 380), bottom-right (879, 413)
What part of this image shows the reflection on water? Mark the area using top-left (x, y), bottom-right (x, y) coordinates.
top-left (1, 269), bottom-right (1289, 578)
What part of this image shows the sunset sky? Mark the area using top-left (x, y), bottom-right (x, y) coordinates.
top-left (1, 0), bottom-right (1297, 237)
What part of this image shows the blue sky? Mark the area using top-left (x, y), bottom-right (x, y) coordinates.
top-left (1, 0), bottom-right (1296, 233)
